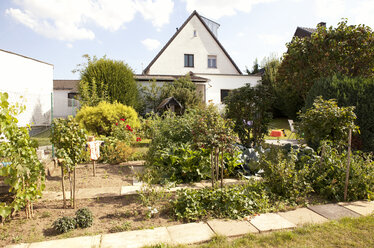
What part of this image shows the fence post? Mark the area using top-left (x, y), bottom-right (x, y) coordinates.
top-left (51, 92), bottom-right (55, 158)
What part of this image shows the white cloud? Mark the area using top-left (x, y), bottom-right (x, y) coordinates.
top-left (237, 32), bottom-right (245, 37)
top-left (5, 0), bottom-right (174, 41)
top-left (314, 0), bottom-right (346, 21)
top-left (141, 38), bottom-right (161, 50)
top-left (257, 33), bottom-right (289, 46)
top-left (182, 0), bottom-right (277, 19)
top-left (352, 0), bottom-right (374, 28)
top-left (66, 43), bottom-right (73, 48)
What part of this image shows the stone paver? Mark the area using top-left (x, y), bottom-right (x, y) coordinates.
top-left (249, 213), bottom-right (296, 232)
top-left (308, 203), bottom-right (361, 220)
top-left (207, 219), bottom-right (259, 237)
top-left (101, 227), bottom-right (171, 248)
top-left (338, 201), bottom-right (374, 216)
top-left (77, 187), bottom-right (120, 199)
top-left (167, 222), bottom-right (215, 245)
top-left (120, 185), bottom-right (141, 195)
top-left (278, 207), bottom-right (328, 226)
top-left (5, 244), bottom-right (29, 248)
top-left (28, 235), bottom-right (101, 248)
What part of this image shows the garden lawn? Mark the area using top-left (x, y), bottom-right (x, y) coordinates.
top-left (157, 214), bottom-right (374, 248)
top-left (265, 118), bottom-right (297, 140)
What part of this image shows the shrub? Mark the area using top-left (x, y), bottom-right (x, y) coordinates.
top-left (110, 118), bottom-right (136, 144)
top-left (53, 216), bottom-right (77, 234)
top-left (75, 101), bottom-right (140, 136)
top-left (75, 208), bottom-right (93, 228)
top-left (101, 137), bottom-right (134, 164)
top-left (306, 75), bottom-right (374, 151)
top-left (260, 146), bottom-right (313, 203)
top-left (296, 97), bottom-right (358, 150)
top-left (172, 181), bottom-right (270, 222)
top-left (225, 83), bottom-right (273, 147)
top-left (309, 142), bottom-right (374, 201)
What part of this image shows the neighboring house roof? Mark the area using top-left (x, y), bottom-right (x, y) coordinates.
top-left (157, 97), bottom-right (183, 110)
top-left (135, 73), bottom-right (209, 83)
top-left (293, 27), bottom-right (317, 38)
top-left (0, 48), bottom-right (53, 66)
top-left (142, 10), bottom-right (242, 75)
top-left (53, 79), bottom-right (80, 91)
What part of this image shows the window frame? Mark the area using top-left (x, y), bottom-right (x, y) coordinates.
top-left (184, 54), bottom-right (194, 68)
top-left (68, 92), bottom-right (78, 107)
top-left (220, 89), bottom-right (231, 103)
top-left (208, 55), bottom-right (217, 68)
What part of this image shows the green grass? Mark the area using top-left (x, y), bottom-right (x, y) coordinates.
top-left (265, 118), bottom-right (298, 140)
top-left (145, 215), bottom-right (374, 248)
top-left (30, 129), bottom-right (51, 147)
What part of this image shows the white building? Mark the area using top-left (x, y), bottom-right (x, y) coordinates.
top-left (139, 10), bottom-right (261, 105)
top-left (0, 49), bottom-right (53, 127)
top-left (53, 80), bottom-right (80, 118)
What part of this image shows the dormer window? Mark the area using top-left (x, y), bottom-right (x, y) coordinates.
top-left (184, 54), bottom-right (194, 67)
top-left (208, 55), bottom-right (217, 68)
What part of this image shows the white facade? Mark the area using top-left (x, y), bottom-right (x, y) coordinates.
top-left (143, 11), bottom-right (260, 105)
top-left (53, 90), bottom-right (79, 118)
top-left (0, 49), bottom-right (53, 126)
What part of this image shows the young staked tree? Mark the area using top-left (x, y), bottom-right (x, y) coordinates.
top-left (74, 54), bottom-right (140, 110)
top-left (276, 20), bottom-right (374, 118)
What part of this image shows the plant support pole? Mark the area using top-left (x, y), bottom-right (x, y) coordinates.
top-left (344, 129), bottom-right (352, 201)
top-left (93, 160), bottom-right (96, 177)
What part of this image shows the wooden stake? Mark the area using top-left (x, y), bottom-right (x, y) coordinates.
top-left (220, 148), bottom-right (224, 189)
top-left (344, 129), bottom-right (352, 201)
top-left (211, 151), bottom-right (215, 188)
top-left (73, 167), bottom-right (76, 209)
top-left (69, 170), bottom-right (73, 207)
top-left (60, 161), bottom-right (66, 208)
top-left (93, 160), bottom-right (96, 177)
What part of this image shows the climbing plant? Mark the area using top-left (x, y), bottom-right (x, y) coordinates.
top-left (0, 92), bottom-right (45, 223)
top-left (51, 116), bottom-right (86, 208)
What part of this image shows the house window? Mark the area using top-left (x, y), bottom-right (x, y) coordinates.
top-left (208, 55), bottom-right (217, 68)
top-left (193, 30), bottom-right (197, 37)
top-left (68, 93), bottom-right (78, 107)
top-left (184, 54), bottom-right (194, 67)
top-left (220, 89), bottom-right (231, 103)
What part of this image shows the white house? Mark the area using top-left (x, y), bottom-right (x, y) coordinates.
top-left (53, 80), bottom-right (80, 118)
top-left (139, 10), bottom-right (261, 105)
top-left (0, 49), bottom-right (53, 127)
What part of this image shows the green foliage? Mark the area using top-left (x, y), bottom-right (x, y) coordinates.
top-left (75, 208), bottom-right (93, 228)
top-left (225, 83), bottom-right (273, 147)
top-left (171, 181), bottom-right (270, 222)
top-left (309, 142), bottom-right (374, 201)
top-left (76, 54), bottom-right (140, 109)
top-left (100, 137), bottom-right (134, 164)
top-left (51, 116), bottom-right (87, 169)
top-left (52, 216), bottom-right (77, 234)
top-left (160, 75), bottom-right (200, 110)
top-left (260, 146), bottom-right (312, 203)
top-left (75, 101), bottom-right (140, 136)
top-left (246, 58), bottom-right (260, 75)
top-left (0, 92), bottom-right (45, 222)
top-left (296, 97), bottom-right (358, 149)
top-left (139, 79), bottom-right (163, 113)
top-left (276, 20), bottom-right (374, 118)
top-left (306, 75), bottom-right (374, 151)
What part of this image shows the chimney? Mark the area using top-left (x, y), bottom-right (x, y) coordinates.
top-left (318, 22), bottom-right (326, 27)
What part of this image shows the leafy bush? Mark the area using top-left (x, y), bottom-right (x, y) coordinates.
top-left (172, 181), bottom-right (270, 222)
top-left (306, 75), bottom-right (374, 151)
top-left (53, 216), bottom-right (77, 234)
top-left (75, 101), bottom-right (140, 136)
top-left (75, 208), bottom-right (93, 228)
top-left (309, 142), bottom-right (374, 201)
top-left (236, 145), bottom-right (265, 175)
top-left (110, 118), bottom-right (136, 144)
top-left (260, 146), bottom-right (313, 203)
top-left (296, 97), bottom-right (358, 150)
top-left (225, 83), bottom-right (273, 147)
top-left (101, 137), bottom-right (134, 164)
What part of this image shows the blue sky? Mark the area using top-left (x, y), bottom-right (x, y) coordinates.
top-left (1, 0), bottom-right (373, 79)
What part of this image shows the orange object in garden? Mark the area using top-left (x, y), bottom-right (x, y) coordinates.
top-left (270, 130), bottom-right (284, 137)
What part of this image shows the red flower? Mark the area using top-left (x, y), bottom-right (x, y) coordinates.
top-left (120, 118), bottom-right (125, 122)
top-left (115, 123), bottom-right (118, 126)
top-left (136, 137), bottom-right (141, 142)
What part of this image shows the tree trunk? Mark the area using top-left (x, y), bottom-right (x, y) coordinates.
top-left (344, 129), bottom-right (352, 201)
top-left (220, 148), bottom-right (224, 189)
top-left (215, 148), bottom-right (219, 181)
top-left (68, 170), bottom-right (73, 207)
top-left (73, 167), bottom-right (77, 209)
top-left (61, 162), bottom-right (66, 208)
top-left (210, 151), bottom-right (215, 188)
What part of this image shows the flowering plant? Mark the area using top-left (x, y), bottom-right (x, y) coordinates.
top-left (111, 118), bottom-right (137, 144)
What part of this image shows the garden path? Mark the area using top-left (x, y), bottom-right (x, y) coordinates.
top-left (6, 201), bottom-right (374, 248)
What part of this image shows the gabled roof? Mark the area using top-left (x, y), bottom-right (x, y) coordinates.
top-left (293, 27), bottom-right (317, 38)
top-left (0, 48), bottom-right (53, 66)
top-left (53, 79), bottom-right (79, 91)
top-left (143, 10), bottom-right (242, 75)
top-left (157, 97), bottom-right (183, 110)
top-left (135, 72), bottom-right (209, 83)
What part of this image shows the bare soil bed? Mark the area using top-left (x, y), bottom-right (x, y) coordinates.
top-left (0, 194), bottom-right (180, 247)
top-left (45, 162), bottom-right (142, 192)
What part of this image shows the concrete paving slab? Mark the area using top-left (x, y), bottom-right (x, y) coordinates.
top-left (101, 227), bottom-right (171, 248)
top-left (28, 235), bottom-right (101, 248)
top-left (338, 201), bottom-right (374, 216)
top-left (120, 185), bottom-right (141, 195)
top-left (76, 187), bottom-right (120, 199)
top-left (167, 222), bottom-right (215, 244)
top-left (5, 244), bottom-right (29, 248)
top-left (207, 219), bottom-right (259, 237)
top-left (308, 203), bottom-right (361, 220)
top-left (278, 208), bottom-right (328, 226)
top-left (249, 213), bottom-right (296, 232)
